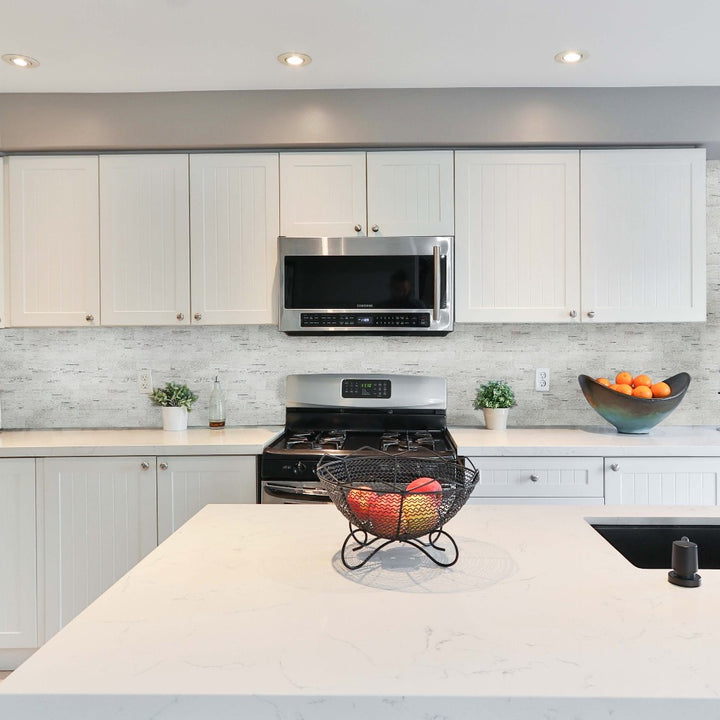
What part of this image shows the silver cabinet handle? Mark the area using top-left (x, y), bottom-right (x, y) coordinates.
top-left (432, 245), bottom-right (440, 323)
top-left (159, 462), bottom-right (168, 471)
top-left (371, 224), bottom-right (379, 233)
top-left (354, 224), bottom-right (362, 232)
top-left (530, 474), bottom-right (539, 483)
top-left (610, 463), bottom-right (620, 472)
top-left (85, 314), bottom-right (94, 322)
top-left (176, 313), bottom-right (184, 321)
top-left (193, 313), bottom-right (202, 321)
top-left (569, 310), bottom-right (577, 318)
top-left (587, 311), bottom-right (596, 319)
top-left (140, 461), bottom-right (150, 470)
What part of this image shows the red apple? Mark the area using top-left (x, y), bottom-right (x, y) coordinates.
top-left (367, 492), bottom-right (407, 538)
top-left (406, 476), bottom-right (443, 510)
top-left (402, 494), bottom-right (440, 536)
top-left (346, 485), bottom-right (377, 523)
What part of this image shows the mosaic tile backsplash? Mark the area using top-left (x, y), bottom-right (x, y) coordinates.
top-left (2, 162), bottom-right (719, 430)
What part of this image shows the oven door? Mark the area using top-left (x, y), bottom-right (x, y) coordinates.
top-left (260, 480), bottom-right (331, 504)
top-left (279, 235), bottom-right (453, 334)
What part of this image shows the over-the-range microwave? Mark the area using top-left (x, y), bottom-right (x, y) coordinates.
top-left (278, 235), bottom-right (454, 335)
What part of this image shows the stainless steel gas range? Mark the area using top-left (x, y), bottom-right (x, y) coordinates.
top-left (260, 374), bottom-right (456, 503)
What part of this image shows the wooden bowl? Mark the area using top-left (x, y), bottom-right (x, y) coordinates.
top-left (578, 373), bottom-right (691, 434)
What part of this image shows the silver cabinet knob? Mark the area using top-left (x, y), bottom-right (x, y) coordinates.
top-left (140, 461), bottom-right (150, 470)
top-left (85, 314), bottom-right (94, 322)
top-left (371, 224), bottom-right (379, 233)
top-left (159, 462), bottom-right (168, 471)
top-left (354, 224), bottom-right (362, 232)
top-left (610, 463), bottom-right (620, 472)
top-left (176, 313), bottom-right (184, 321)
top-left (530, 474), bottom-right (539, 483)
top-left (569, 310), bottom-right (577, 318)
top-left (193, 313), bottom-right (202, 321)
top-left (587, 311), bottom-right (596, 319)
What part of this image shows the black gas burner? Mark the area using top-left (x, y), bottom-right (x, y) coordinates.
top-left (380, 430), bottom-right (443, 453)
top-left (285, 430), bottom-right (347, 451)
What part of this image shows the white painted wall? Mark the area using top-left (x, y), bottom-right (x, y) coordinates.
top-left (0, 162), bottom-right (718, 431)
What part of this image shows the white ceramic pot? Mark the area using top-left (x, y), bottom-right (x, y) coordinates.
top-left (482, 407), bottom-right (509, 430)
top-left (162, 406), bottom-right (188, 432)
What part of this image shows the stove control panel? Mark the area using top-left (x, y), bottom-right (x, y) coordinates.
top-left (342, 378), bottom-right (391, 399)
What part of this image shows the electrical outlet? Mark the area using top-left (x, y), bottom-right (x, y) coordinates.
top-left (535, 368), bottom-right (550, 392)
top-left (138, 369), bottom-right (153, 394)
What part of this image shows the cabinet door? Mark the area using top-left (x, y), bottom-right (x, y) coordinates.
top-left (8, 156), bottom-right (100, 327)
top-left (37, 457), bottom-right (157, 641)
top-left (0, 459), bottom-right (37, 649)
top-left (455, 151), bottom-right (580, 323)
top-left (581, 149), bottom-right (706, 322)
top-left (366, 151), bottom-right (454, 236)
top-left (157, 456), bottom-right (256, 542)
top-left (605, 457), bottom-right (719, 505)
top-left (468, 456), bottom-right (604, 499)
top-left (100, 155), bottom-right (190, 325)
top-left (280, 152), bottom-right (366, 237)
top-left (0, 159), bottom-right (6, 329)
top-left (190, 154), bottom-right (279, 324)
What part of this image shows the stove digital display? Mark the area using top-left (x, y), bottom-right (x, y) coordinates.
top-left (342, 379), bottom-right (391, 399)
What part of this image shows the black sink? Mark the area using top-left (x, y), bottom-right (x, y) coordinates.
top-left (589, 522), bottom-right (720, 569)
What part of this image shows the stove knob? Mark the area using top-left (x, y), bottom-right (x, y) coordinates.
top-left (292, 461), bottom-right (307, 476)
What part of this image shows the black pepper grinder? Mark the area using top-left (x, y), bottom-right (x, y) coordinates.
top-left (668, 536), bottom-right (701, 588)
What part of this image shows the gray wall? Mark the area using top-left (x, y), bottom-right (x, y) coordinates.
top-left (2, 87), bottom-right (720, 157)
top-left (1, 161), bottom-right (718, 431)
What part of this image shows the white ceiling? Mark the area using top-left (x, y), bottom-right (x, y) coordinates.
top-left (2, 0), bottom-right (720, 93)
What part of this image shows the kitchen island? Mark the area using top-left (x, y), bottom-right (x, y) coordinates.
top-left (1, 503), bottom-right (719, 719)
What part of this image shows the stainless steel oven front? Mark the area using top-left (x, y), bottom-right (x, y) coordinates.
top-left (278, 235), bottom-right (454, 335)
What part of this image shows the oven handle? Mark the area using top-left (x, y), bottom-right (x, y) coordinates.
top-left (263, 482), bottom-right (331, 503)
top-left (433, 245), bottom-right (440, 322)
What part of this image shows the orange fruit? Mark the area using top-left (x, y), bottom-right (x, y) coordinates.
top-left (615, 371), bottom-right (633, 386)
top-left (632, 374), bottom-right (652, 388)
top-left (611, 384), bottom-right (633, 395)
top-left (596, 377), bottom-right (611, 387)
top-left (651, 382), bottom-right (671, 398)
top-left (632, 385), bottom-right (653, 398)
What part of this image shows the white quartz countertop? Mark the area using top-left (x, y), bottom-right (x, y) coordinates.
top-left (450, 425), bottom-right (720, 456)
top-left (2, 503), bottom-right (720, 719)
top-left (0, 426), bottom-right (283, 456)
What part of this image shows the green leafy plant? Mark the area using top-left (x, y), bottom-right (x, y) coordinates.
top-left (150, 382), bottom-right (198, 411)
top-left (473, 380), bottom-right (516, 410)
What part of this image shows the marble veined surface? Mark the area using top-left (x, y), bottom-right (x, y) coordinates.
top-left (1, 503), bottom-right (720, 719)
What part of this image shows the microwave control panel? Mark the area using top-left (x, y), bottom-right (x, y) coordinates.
top-left (300, 313), bottom-right (431, 328)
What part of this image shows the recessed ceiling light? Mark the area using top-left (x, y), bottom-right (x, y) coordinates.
top-left (554, 50), bottom-right (586, 64)
top-left (2, 53), bottom-right (40, 69)
top-left (277, 52), bottom-right (312, 68)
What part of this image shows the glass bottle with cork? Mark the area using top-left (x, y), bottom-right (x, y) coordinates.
top-left (208, 376), bottom-right (226, 428)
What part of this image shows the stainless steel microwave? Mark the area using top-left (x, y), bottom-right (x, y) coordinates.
top-left (278, 236), bottom-right (454, 335)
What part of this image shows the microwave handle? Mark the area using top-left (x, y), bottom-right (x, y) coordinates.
top-left (433, 245), bottom-right (441, 322)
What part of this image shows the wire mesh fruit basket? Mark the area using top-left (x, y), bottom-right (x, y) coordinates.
top-left (316, 450), bottom-right (478, 569)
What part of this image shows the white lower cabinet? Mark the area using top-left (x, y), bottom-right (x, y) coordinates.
top-left (466, 456), bottom-right (604, 504)
top-left (0, 459), bottom-right (37, 650)
top-left (157, 456), bottom-right (257, 543)
top-left (604, 457), bottom-right (720, 505)
top-left (37, 457), bottom-right (158, 642)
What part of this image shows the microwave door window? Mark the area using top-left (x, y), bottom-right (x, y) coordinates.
top-left (284, 256), bottom-right (445, 310)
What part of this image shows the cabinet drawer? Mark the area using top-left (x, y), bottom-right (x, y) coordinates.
top-left (466, 457), bottom-right (604, 498)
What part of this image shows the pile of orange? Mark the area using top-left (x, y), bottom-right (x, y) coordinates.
top-left (596, 372), bottom-right (672, 399)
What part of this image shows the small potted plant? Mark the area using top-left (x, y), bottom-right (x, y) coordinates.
top-left (473, 380), bottom-right (516, 430)
top-left (150, 382), bottom-right (198, 431)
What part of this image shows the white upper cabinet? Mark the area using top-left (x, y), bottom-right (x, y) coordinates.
top-left (280, 151), bottom-right (454, 237)
top-left (455, 151), bottom-right (580, 322)
top-left (580, 148), bottom-right (706, 322)
top-left (100, 155), bottom-right (190, 326)
top-left (190, 154), bottom-right (279, 324)
top-left (280, 152), bottom-right (366, 237)
top-left (1, 159), bottom-right (6, 329)
top-left (8, 156), bottom-right (100, 327)
top-left (366, 151), bottom-right (454, 236)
